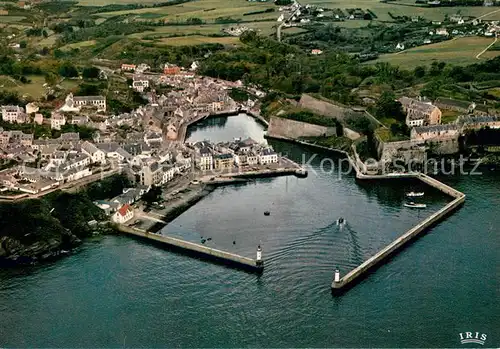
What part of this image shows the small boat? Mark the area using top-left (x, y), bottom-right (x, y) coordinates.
top-left (264, 211), bottom-right (270, 216)
top-left (404, 202), bottom-right (427, 209)
top-left (406, 191), bottom-right (424, 197)
top-left (337, 217), bottom-right (345, 225)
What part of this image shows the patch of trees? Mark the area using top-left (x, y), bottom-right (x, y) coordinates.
top-left (59, 20), bottom-right (152, 44)
top-left (58, 62), bottom-right (79, 78)
top-left (85, 174), bottom-right (132, 201)
top-left (243, 8), bottom-right (274, 16)
top-left (374, 91), bottom-right (405, 122)
top-left (229, 88), bottom-right (250, 102)
top-left (215, 16), bottom-right (240, 24)
top-left (107, 91), bottom-right (147, 114)
top-left (0, 91), bottom-right (21, 106)
top-left (37, 1), bottom-right (78, 14)
top-left (82, 0), bottom-right (193, 14)
top-left (82, 66), bottom-right (101, 79)
top-left (26, 28), bottom-right (48, 37)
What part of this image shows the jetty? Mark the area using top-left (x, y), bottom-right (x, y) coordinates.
top-left (331, 155), bottom-right (466, 293)
top-left (117, 225), bottom-right (264, 273)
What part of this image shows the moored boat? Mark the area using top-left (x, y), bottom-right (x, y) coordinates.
top-left (406, 191), bottom-right (424, 197)
top-left (404, 202), bottom-right (426, 208)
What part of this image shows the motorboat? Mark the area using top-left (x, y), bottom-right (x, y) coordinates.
top-left (404, 202), bottom-right (426, 208)
top-left (406, 191), bottom-right (424, 197)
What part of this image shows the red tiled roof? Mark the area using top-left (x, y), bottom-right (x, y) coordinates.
top-left (118, 204), bottom-right (131, 216)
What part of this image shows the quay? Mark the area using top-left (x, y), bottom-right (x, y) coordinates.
top-left (117, 224), bottom-right (264, 273)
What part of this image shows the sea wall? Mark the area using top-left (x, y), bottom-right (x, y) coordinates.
top-left (299, 94), bottom-right (349, 120)
top-left (267, 116), bottom-right (336, 139)
top-left (374, 134), bottom-right (426, 166)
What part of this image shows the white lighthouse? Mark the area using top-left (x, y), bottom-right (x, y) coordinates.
top-left (334, 268), bottom-right (340, 283)
top-left (256, 244), bottom-right (263, 265)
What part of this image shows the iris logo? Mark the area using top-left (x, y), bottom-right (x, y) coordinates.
top-left (459, 332), bottom-right (487, 345)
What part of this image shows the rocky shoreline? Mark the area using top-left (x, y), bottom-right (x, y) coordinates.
top-left (0, 229), bottom-right (81, 267)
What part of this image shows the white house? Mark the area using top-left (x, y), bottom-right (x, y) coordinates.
top-left (1, 105), bottom-right (25, 123)
top-left (34, 113), bottom-right (44, 125)
top-left (162, 165), bottom-right (176, 184)
top-left (81, 141), bottom-right (106, 164)
top-left (51, 113), bottom-right (66, 130)
top-left (25, 102), bottom-right (39, 115)
top-left (436, 28), bottom-right (449, 36)
top-left (259, 148), bottom-right (278, 165)
top-left (198, 147), bottom-right (213, 171)
top-left (59, 93), bottom-right (106, 113)
top-left (132, 77), bottom-right (149, 93)
top-left (112, 204), bottom-right (134, 224)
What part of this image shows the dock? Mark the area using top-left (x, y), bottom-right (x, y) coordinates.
top-left (117, 225), bottom-right (264, 273)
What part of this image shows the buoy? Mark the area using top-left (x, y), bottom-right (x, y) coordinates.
top-left (334, 268), bottom-right (340, 283)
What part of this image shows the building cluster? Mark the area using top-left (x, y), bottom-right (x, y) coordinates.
top-left (399, 97), bottom-right (442, 127)
top-left (400, 96), bottom-right (495, 137)
top-left (133, 74), bottom-right (240, 141)
top-left (189, 138), bottom-right (279, 171)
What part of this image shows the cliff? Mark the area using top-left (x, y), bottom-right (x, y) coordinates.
top-left (0, 175), bottom-right (130, 267)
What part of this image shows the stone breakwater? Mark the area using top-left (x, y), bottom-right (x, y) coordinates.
top-left (264, 133), bottom-right (466, 294)
top-left (332, 171), bottom-right (465, 293)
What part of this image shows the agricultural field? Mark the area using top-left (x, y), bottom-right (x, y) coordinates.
top-left (155, 35), bottom-right (240, 46)
top-left (0, 75), bottom-right (47, 99)
top-left (302, 0), bottom-right (500, 21)
top-left (95, 0), bottom-right (276, 22)
top-left (60, 40), bottom-right (98, 51)
top-left (373, 37), bottom-right (500, 68)
top-left (128, 20), bottom-right (277, 42)
top-left (0, 16), bottom-right (26, 23)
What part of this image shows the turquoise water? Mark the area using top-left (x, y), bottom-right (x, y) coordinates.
top-left (0, 114), bottom-right (498, 347)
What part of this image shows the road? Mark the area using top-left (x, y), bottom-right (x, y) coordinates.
top-left (473, 8), bottom-right (500, 21)
top-left (476, 36), bottom-right (498, 59)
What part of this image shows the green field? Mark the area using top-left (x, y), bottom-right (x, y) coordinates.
top-left (128, 20), bottom-right (277, 40)
top-left (155, 35), bottom-right (240, 46)
top-left (60, 40), bottom-right (97, 51)
top-left (96, 0), bottom-right (276, 22)
top-left (301, 0), bottom-right (500, 21)
top-left (0, 15), bottom-right (26, 23)
top-left (0, 75), bottom-right (47, 99)
top-left (374, 37), bottom-right (500, 68)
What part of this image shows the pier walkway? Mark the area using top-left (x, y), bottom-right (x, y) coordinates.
top-left (117, 225), bottom-right (264, 273)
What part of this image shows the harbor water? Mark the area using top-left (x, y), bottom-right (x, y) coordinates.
top-left (0, 114), bottom-right (498, 347)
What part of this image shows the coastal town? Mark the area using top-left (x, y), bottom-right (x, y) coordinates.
top-left (0, 62), bottom-right (306, 231)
